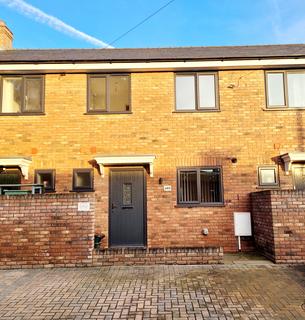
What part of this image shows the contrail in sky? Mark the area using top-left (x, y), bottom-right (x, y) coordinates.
top-left (0, 0), bottom-right (113, 48)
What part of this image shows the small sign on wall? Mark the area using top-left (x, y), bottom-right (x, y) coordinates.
top-left (78, 202), bottom-right (90, 212)
top-left (163, 185), bottom-right (172, 192)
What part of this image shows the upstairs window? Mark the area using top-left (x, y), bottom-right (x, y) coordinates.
top-left (177, 167), bottom-right (223, 206)
top-left (88, 74), bottom-right (130, 113)
top-left (175, 73), bottom-right (219, 111)
top-left (266, 70), bottom-right (305, 108)
top-left (0, 76), bottom-right (44, 114)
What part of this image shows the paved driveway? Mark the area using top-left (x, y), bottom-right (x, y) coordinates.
top-left (0, 265), bottom-right (304, 320)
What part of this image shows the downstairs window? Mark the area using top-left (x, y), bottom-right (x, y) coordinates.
top-left (177, 167), bottom-right (223, 206)
top-left (35, 169), bottom-right (55, 192)
top-left (73, 169), bottom-right (94, 191)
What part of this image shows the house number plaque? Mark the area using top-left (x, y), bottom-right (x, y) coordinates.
top-left (78, 202), bottom-right (90, 211)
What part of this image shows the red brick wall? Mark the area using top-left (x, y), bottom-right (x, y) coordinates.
top-left (93, 247), bottom-right (223, 266)
top-left (0, 192), bottom-right (223, 268)
top-left (0, 193), bottom-right (95, 268)
top-left (251, 190), bottom-right (305, 263)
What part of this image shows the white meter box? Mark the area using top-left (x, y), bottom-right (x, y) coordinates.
top-left (233, 212), bottom-right (252, 236)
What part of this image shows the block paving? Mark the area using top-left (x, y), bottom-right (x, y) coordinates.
top-left (0, 264), bottom-right (304, 319)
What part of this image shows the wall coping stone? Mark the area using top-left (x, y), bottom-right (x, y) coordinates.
top-left (251, 189), bottom-right (305, 196)
top-left (0, 192), bottom-right (94, 200)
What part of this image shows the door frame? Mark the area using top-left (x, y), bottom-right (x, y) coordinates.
top-left (108, 166), bottom-right (147, 248)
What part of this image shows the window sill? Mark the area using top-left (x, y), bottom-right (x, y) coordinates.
top-left (173, 109), bottom-right (220, 113)
top-left (70, 189), bottom-right (95, 193)
top-left (262, 107), bottom-right (305, 111)
top-left (175, 203), bottom-right (225, 208)
top-left (256, 185), bottom-right (280, 189)
top-left (84, 111), bottom-right (132, 115)
top-left (0, 112), bottom-right (45, 116)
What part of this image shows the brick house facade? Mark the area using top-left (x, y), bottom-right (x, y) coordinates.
top-left (0, 21), bottom-right (305, 254)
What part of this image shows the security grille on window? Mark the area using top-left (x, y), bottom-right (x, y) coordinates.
top-left (178, 167), bottom-right (223, 205)
top-left (35, 169), bottom-right (55, 192)
top-left (73, 169), bottom-right (94, 191)
top-left (175, 73), bottom-right (218, 111)
top-left (0, 76), bottom-right (44, 114)
top-left (88, 74), bottom-right (130, 113)
top-left (258, 166), bottom-right (279, 187)
top-left (266, 70), bottom-right (305, 108)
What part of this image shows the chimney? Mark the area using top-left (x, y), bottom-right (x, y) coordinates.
top-left (0, 20), bottom-right (13, 50)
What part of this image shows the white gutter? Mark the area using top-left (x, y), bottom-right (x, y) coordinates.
top-left (0, 58), bottom-right (305, 73)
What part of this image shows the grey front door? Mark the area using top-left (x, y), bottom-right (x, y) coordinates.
top-left (293, 165), bottom-right (305, 190)
top-left (109, 168), bottom-right (146, 247)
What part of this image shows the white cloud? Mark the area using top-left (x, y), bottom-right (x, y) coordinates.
top-left (0, 0), bottom-right (113, 48)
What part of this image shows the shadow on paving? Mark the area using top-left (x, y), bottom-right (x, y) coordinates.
top-left (0, 265), bottom-right (304, 320)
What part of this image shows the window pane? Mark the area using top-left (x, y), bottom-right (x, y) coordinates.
top-left (267, 73), bottom-right (285, 106)
top-left (89, 77), bottom-right (106, 111)
top-left (175, 75), bottom-right (196, 110)
top-left (2, 77), bottom-right (22, 113)
top-left (199, 74), bottom-right (216, 109)
top-left (109, 75), bottom-right (129, 112)
top-left (200, 168), bottom-right (221, 203)
top-left (75, 171), bottom-right (92, 189)
top-left (287, 73), bottom-right (305, 107)
top-left (260, 168), bottom-right (276, 185)
top-left (123, 183), bottom-right (132, 205)
top-left (179, 171), bottom-right (198, 203)
top-left (24, 78), bottom-right (42, 112)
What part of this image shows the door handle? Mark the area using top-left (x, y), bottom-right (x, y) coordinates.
top-left (111, 203), bottom-right (117, 209)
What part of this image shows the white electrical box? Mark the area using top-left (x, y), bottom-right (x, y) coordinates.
top-left (233, 212), bottom-right (252, 236)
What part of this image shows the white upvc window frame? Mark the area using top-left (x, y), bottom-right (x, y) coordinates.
top-left (265, 69), bottom-right (305, 109)
top-left (175, 72), bottom-right (219, 112)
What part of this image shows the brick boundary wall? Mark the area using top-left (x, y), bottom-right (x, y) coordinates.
top-left (0, 193), bottom-right (95, 269)
top-left (93, 247), bottom-right (223, 266)
top-left (0, 193), bottom-right (223, 268)
top-left (251, 190), bottom-right (305, 264)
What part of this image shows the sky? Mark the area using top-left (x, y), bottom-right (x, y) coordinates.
top-left (0, 0), bottom-right (305, 49)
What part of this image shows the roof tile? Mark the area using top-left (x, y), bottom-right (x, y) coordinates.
top-left (0, 44), bottom-right (305, 62)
